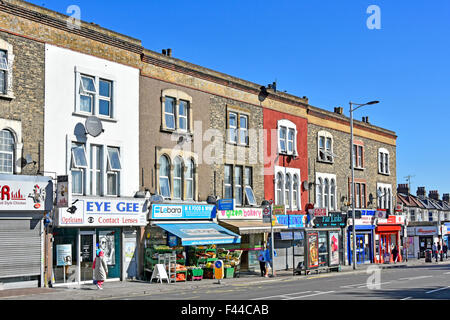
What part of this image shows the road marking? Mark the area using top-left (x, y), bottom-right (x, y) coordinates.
top-left (426, 286), bottom-right (450, 294)
top-left (357, 282), bottom-right (391, 289)
top-left (284, 291), bottom-right (335, 300)
top-left (251, 291), bottom-right (312, 300)
top-left (401, 297), bottom-right (413, 300)
top-left (444, 272), bottom-right (450, 275)
top-left (340, 283), bottom-right (368, 288)
top-left (399, 276), bottom-right (433, 281)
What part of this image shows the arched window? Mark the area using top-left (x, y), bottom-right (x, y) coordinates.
top-left (285, 174), bottom-right (291, 209)
top-left (276, 172), bottom-right (283, 205)
top-left (317, 178), bottom-right (323, 208)
top-left (387, 188), bottom-right (391, 212)
top-left (324, 178), bottom-right (329, 209)
top-left (293, 175), bottom-right (299, 210)
top-left (185, 158), bottom-right (194, 200)
top-left (330, 179), bottom-right (336, 210)
top-left (173, 157), bottom-right (183, 199)
top-left (0, 129), bottom-right (14, 174)
top-left (159, 155), bottom-right (171, 198)
top-left (378, 187), bottom-right (383, 209)
top-left (384, 188), bottom-right (388, 209)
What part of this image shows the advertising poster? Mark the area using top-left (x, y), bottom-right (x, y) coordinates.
top-left (329, 231), bottom-right (340, 266)
top-left (56, 175), bottom-right (71, 208)
top-left (308, 232), bottom-right (319, 268)
top-left (99, 231), bottom-right (115, 266)
top-left (56, 244), bottom-right (72, 266)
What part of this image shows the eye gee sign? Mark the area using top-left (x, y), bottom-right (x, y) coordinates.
top-left (58, 198), bottom-right (148, 227)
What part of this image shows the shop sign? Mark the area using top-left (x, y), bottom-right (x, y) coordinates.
top-left (348, 215), bottom-right (375, 226)
top-left (407, 227), bottom-right (416, 236)
top-left (56, 175), bottom-right (71, 208)
top-left (314, 213), bottom-right (347, 228)
top-left (0, 177), bottom-right (52, 212)
top-left (217, 208), bottom-right (263, 220)
top-left (151, 204), bottom-right (216, 220)
top-left (313, 208), bottom-right (328, 217)
top-left (58, 198), bottom-right (148, 227)
top-left (415, 226), bottom-right (438, 236)
top-left (378, 215), bottom-right (405, 225)
top-left (375, 210), bottom-right (387, 218)
top-left (395, 203), bottom-right (404, 213)
top-left (289, 215), bottom-right (306, 228)
top-left (272, 205), bottom-right (286, 215)
top-left (275, 215), bottom-right (289, 226)
top-left (217, 199), bottom-right (234, 211)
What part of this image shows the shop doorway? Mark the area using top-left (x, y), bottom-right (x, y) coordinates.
top-left (419, 236), bottom-right (433, 258)
top-left (356, 235), bottom-right (365, 264)
top-left (80, 231), bottom-right (95, 283)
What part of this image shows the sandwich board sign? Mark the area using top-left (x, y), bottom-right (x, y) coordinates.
top-left (150, 264), bottom-right (169, 284)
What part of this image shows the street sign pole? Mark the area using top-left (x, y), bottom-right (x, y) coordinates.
top-left (270, 201), bottom-right (275, 277)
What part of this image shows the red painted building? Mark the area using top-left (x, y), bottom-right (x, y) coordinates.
top-left (263, 108), bottom-right (308, 214)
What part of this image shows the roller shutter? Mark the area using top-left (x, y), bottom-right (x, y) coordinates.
top-left (0, 219), bottom-right (42, 279)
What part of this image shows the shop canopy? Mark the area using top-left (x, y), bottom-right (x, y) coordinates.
top-left (155, 222), bottom-right (241, 246)
top-left (218, 220), bottom-right (289, 235)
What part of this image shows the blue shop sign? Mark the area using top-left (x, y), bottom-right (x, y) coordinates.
top-left (275, 215), bottom-right (306, 229)
top-left (151, 204), bottom-right (216, 220)
top-left (217, 199), bottom-right (235, 211)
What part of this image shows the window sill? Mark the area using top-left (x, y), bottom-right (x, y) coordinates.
top-left (0, 93), bottom-right (15, 101)
top-left (279, 152), bottom-right (298, 158)
top-left (354, 167), bottom-right (365, 171)
top-left (160, 127), bottom-right (194, 137)
top-left (378, 172), bottom-right (391, 176)
top-left (72, 112), bottom-right (118, 123)
top-left (226, 141), bottom-right (250, 148)
top-left (317, 158), bottom-right (334, 164)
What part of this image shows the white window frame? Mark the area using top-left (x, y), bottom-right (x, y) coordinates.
top-left (0, 50), bottom-right (8, 95)
top-left (172, 156), bottom-right (183, 200)
top-left (159, 155), bottom-right (171, 199)
top-left (275, 166), bottom-right (301, 211)
top-left (316, 172), bottom-right (337, 211)
top-left (164, 96), bottom-right (176, 130)
top-left (98, 79), bottom-right (113, 117)
top-left (89, 144), bottom-right (103, 196)
top-left (228, 112), bottom-right (238, 144)
top-left (0, 40), bottom-right (14, 98)
top-left (239, 114), bottom-right (249, 146)
top-left (224, 164), bottom-right (233, 200)
top-left (234, 166), bottom-right (243, 206)
top-left (317, 131), bottom-right (334, 163)
top-left (178, 100), bottom-right (189, 132)
top-left (0, 129), bottom-right (15, 174)
top-left (278, 119), bottom-right (298, 156)
top-left (106, 146), bottom-right (121, 197)
top-left (378, 148), bottom-right (390, 175)
top-left (75, 67), bottom-right (116, 119)
top-left (377, 183), bottom-right (393, 212)
top-left (185, 158), bottom-right (195, 200)
top-left (71, 142), bottom-right (88, 195)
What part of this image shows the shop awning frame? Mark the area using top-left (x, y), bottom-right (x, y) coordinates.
top-left (155, 221), bottom-right (241, 246)
top-left (218, 220), bottom-right (289, 235)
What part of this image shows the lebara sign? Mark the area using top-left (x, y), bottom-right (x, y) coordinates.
top-left (58, 198), bottom-right (148, 227)
top-left (150, 204), bottom-right (216, 220)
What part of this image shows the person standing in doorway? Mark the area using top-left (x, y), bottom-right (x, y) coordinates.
top-left (432, 243), bottom-right (438, 262)
top-left (392, 245), bottom-right (399, 263)
top-left (443, 243), bottom-right (448, 259)
top-left (93, 249), bottom-right (108, 289)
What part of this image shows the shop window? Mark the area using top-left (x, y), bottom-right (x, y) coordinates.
top-left (278, 119), bottom-right (298, 156)
top-left (77, 72), bottom-right (114, 118)
top-left (106, 147), bottom-right (121, 196)
top-left (0, 129), bottom-right (14, 174)
top-left (317, 131), bottom-right (333, 163)
top-left (185, 158), bottom-right (194, 200)
top-left (173, 156), bottom-right (183, 200)
top-left (159, 155), bottom-right (171, 199)
top-left (224, 164), bottom-right (233, 199)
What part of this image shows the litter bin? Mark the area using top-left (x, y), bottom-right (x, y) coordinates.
top-left (425, 249), bottom-right (432, 263)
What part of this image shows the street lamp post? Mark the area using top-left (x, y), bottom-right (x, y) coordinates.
top-left (350, 100), bottom-right (379, 270)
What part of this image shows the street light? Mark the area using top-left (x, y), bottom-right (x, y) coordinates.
top-left (350, 100), bottom-right (379, 270)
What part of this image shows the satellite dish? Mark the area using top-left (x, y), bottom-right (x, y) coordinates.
top-left (150, 194), bottom-right (164, 203)
top-left (303, 181), bottom-right (310, 190)
top-left (85, 116), bottom-right (104, 137)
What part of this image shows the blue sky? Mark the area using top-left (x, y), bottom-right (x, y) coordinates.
top-left (30, 0), bottom-right (450, 196)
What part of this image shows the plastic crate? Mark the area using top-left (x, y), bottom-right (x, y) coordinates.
top-left (224, 267), bottom-right (234, 278)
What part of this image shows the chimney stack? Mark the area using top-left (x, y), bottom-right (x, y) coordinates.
top-left (443, 194), bottom-right (450, 203)
top-left (397, 184), bottom-right (410, 195)
top-left (417, 187), bottom-right (426, 199)
top-left (334, 107), bottom-right (343, 115)
top-left (429, 190), bottom-right (440, 201)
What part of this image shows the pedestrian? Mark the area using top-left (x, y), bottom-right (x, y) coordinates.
top-left (392, 245), bottom-right (399, 263)
top-left (264, 247), bottom-right (276, 277)
top-left (93, 249), bottom-right (108, 290)
top-left (443, 243), bottom-right (448, 259)
top-left (257, 248), bottom-right (266, 277)
top-left (432, 243), bottom-right (438, 262)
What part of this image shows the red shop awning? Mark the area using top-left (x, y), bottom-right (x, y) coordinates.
top-left (376, 225), bottom-right (401, 233)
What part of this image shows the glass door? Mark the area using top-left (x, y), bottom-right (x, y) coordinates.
top-left (80, 231), bottom-right (95, 283)
top-left (356, 235), bottom-right (365, 264)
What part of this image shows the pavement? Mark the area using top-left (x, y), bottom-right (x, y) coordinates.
top-left (1, 258), bottom-right (449, 300)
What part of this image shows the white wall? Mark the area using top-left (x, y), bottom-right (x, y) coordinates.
top-left (44, 44), bottom-right (140, 196)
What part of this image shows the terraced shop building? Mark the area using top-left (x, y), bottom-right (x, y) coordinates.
top-left (307, 106), bottom-right (398, 265)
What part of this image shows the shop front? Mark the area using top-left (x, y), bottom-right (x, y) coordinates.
top-left (347, 211), bottom-right (376, 265)
top-left (407, 224), bottom-right (440, 259)
top-left (53, 197), bottom-right (148, 286)
top-left (375, 215), bottom-right (406, 263)
top-left (273, 214), bottom-right (305, 270)
top-left (217, 207), bottom-right (288, 272)
top-left (145, 203), bottom-right (241, 282)
top-left (0, 174), bottom-right (53, 289)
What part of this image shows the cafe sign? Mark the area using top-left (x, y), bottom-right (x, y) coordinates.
top-left (217, 208), bottom-right (263, 220)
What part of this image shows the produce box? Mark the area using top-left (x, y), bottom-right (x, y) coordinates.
top-left (224, 267), bottom-right (234, 278)
top-left (188, 268), bottom-right (204, 278)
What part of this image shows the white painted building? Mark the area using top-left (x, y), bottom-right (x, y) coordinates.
top-left (44, 44), bottom-right (143, 286)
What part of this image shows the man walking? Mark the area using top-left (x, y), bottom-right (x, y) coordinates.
top-left (443, 243), bottom-right (448, 259)
top-left (432, 243), bottom-right (438, 262)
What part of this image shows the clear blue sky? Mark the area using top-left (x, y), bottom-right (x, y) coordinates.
top-left (29, 0), bottom-right (450, 196)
